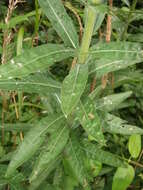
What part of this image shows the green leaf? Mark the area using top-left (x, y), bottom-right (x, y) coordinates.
top-left (93, 5), bottom-right (106, 34)
top-left (0, 9), bottom-right (42, 29)
top-left (64, 134), bottom-right (89, 188)
top-left (89, 42), bottom-right (143, 77)
top-left (128, 134), bottom-right (141, 158)
top-left (95, 91), bottom-right (132, 111)
top-left (61, 64), bottom-right (88, 116)
top-left (38, 0), bottom-right (79, 48)
top-left (112, 165), bottom-right (135, 190)
top-left (90, 42), bottom-right (142, 61)
top-left (0, 73), bottom-right (61, 95)
top-left (0, 44), bottom-right (74, 79)
top-left (83, 141), bottom-right (126, 168)
top-left (104, 114), bottom-right (143, 135)
top-left (29, 124), bottom-right (69, 182)
top-left (76, 99), bottom-right (105, 144)
top-left (29, 156), bottom-right (61, 190)
top-left (6, 114), bottom-right (64, 177)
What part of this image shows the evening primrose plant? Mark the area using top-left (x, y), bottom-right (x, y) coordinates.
top-left (0, 0), bottom-right (143, 189)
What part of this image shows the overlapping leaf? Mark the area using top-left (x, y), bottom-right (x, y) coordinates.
top-left (38, 0), bottom-right (79, 48)
top-left (29, 157), bottom-right (61, 190)
top-left (0, 44), bottom-right (74, 79)
top-left (30, 124), bottom-right (69, 182)
top-left (6, 114), bottom-right (64, 177)
top-left (0, 73), bottom-right (61, 94)
top-left (64, 134), bottom-right (89, 188)
top-left (82, 141), bottom-right (126, 168)
top-left (89, 42), bottom-right (143, 77)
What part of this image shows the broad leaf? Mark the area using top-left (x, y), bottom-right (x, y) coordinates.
top-left (38, 0), bottom-right (79, 48)
top-left (0, 73), bottom-right (61, 94)
top-left (29, 157), bottom-right (61, 190)
top-left (90, 42), bottom-right (142, 61)
top-left (76, 99), bottom-right (105, 144)
top-left (95, 91), bottom-right (132, 111)
top-left (6, 114), bottom-right (64, 177)
top-left (104, 114), bottom-right (143, 135)
top-left (112, 165), bottom-right (135, 190)
top-left (0, 44), bottom-right (74, 79)
top-left (128, 134), bottom-right (141, 158)
top-left (82, 141), bottom-right (126, 168)
top-left (89, 42), bottom-right (143, 77)
top-left (30, 124), bottom-right (69, 182)
top-left (61, 64), bottom-right (88, 116)
top-left (64, 134), bottom-right (89, 188)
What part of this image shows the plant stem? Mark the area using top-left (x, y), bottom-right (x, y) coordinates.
top-left (122, 0), bottom-right (137, 40)
top-left (78, 5), bottom-right (96, 64)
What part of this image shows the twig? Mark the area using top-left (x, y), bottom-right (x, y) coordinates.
top-left (64, 2), bottom-right (83, 42)
top-left (102, 0), bottom-right (113, 89)
top-left (1, 0), bottom-right (25, 145)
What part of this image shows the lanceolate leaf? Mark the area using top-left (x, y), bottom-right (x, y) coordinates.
top-left (76, 99), bottom-right (105, 144)
top-left (128, 134), bottom-right (141, 158)
top-left (90, 42), bottom-right (143, 61)
top-left (6, 114), bottom-right (65, 177)
top-left (95, 91), bottom-right (132, 112)
top-left (93, 5), bottom-right (106, 34)
top-left (112, 165), bottom-right (135, 190)
top-left (64, 134), bottom-right (89, 188)
top-left (89, 42), bottom-right (143, 76)
top-left (29, 156), bottom-right (61, 190)
top-left (104, 114), bottom-right (143, 135)
top-left (0, 73), bottom-right (61, 94)
top-left (0, 44), bottom-right (74, 79)
top-left (30, 124), bottom-right (69, 182)
top-left (61, 64), bottom-right (88, 116)
top-left (82, 141), bottom-right (126, 168)
top-left (38, 0), bottom-right (79, 48)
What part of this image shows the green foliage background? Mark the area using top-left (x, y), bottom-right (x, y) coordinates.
top-left (0, 0), bottom-right (143, 189)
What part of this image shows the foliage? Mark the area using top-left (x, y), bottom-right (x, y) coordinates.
top-left (0, 0), bottom-right (143, 189)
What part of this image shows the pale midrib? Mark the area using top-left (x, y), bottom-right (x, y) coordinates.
top-left (1, 49), bottom-right (74, 77)
top-left (46, 0), bottom-right (77, 49)
top-left (0, 81), bottom-right (61, 89)
top-left (90, 49), bottom-right (142, 54)
top-left (89, 60), bottom-right (124, 75)
top-left (50, 126), bottom-right (67, 154)
top-left (33, 115), bottom-right (64, 142)
top-left (69, 138), bottom-right (83, 180)
top-left (64, 64), bottom-right (80, 116)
